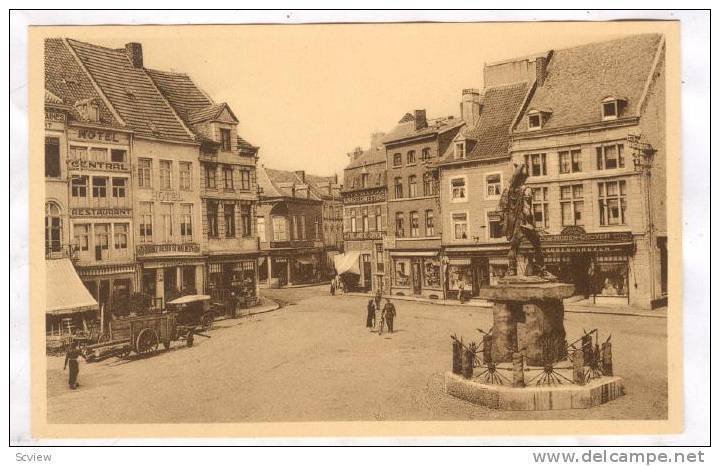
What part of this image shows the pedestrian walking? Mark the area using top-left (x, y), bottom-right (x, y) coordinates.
top-left (374, 289), bottom-right (383, 311)
top-left (63, 341), bottom-right (86, 389)
top-left (330, 280), bottom-right (336, 296)
top-left (383, 299), bottom-right (397, 333)
top-left (366, 299), bottom-right (375, 328)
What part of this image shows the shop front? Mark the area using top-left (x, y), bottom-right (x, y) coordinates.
top-left (136, 243), bottom-right (206, 309)
top-left (442, 243), bottom-right (508, 300)
top-left (258, 249), bottom-right (323, 287)
top-left (534, 227), bottom-right (635, 305)
top-left (207, 256), bottom-right (259, 316)
top-left (77, 263), bottom-right (136, 321)
top-left (389, 251), bottom-right (443, 299)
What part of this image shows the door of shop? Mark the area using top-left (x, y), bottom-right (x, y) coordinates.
top-left (411, 259), bottom-right (422, 295)
top-left (361, 254), bottom-right (372, 291)
top-left (568, 255), bottom-right (591, 297)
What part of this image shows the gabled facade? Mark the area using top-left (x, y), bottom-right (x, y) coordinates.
top-left (383, 111), bottom-right (464, 298)
top-left (44, 39), bottom-right (136, 331)
top-left (255, 166), bottom-right (327, 286)
top-left (438, 79), bottom-right (535, 300)
top-left (509, 33), bottom-right (666, 309)
top-left (146, 68), bottom-right (261, 311)
top-left (47, 38), bottom-right (265, 317)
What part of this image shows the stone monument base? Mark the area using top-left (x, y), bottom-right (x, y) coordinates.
top-left (479, 279), bottom-right (575, 366)
top-left (444, 372), bottom-right (624, 411)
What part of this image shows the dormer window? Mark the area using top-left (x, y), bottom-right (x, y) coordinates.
top-left (74, 99), bottom-right (100, 123)
top-left (602, 96), bottom-right (627, 120)
top-left (528, 110), bottom-right (542, 130)
top-left (220, 128), bottom-right (232, 151)
top-left (455, 141), bottom-right (465, 159)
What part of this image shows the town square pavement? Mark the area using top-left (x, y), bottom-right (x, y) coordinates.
top-left (47, 285), bottom-right (668, 423)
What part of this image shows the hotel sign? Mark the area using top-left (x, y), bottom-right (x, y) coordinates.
top-left (69, 128), bottom-right (129, 144)
top-left (67, 159), bottom-right (130, 172)
top-left (137, 243), bottom-right (201, 256)
top-left (152, 191), bottom-right (185, 202)
top-left (71, 207), bottom-right (131, 217)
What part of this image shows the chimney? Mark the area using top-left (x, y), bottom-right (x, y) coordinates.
top-left (460, 88), bottom-right (481, 126)
top-left (414, 110), bottom-right (427, 130)
top-left (294, 170), bottom-right (306, 183)
top-left (535, 56), bottom-right (548, 87)
top-left (125, 42), bottom-right (144, 68)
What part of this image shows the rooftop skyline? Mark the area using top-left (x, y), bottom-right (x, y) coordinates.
top-left (48, 22), bottom-right (667, 182)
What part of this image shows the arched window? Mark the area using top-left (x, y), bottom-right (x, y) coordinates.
top-left (45, 202), bottom-right (63, 253)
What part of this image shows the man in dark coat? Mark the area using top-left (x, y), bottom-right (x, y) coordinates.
top-left (497, 164), bottom-right (547, 277)
top-left (63, 341), bottom-right (86, 389)
top-left (383, 299), bottom-right (397, 334)
top-left (366, 299), bottom-right (376, 328)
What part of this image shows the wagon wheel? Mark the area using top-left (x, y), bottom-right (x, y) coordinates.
top-left (200, 313), bottom-right (214, 331)
top-left (136, 328), bottom-right (159, 356)
top-left (186, 329), bottom-right (194, 347)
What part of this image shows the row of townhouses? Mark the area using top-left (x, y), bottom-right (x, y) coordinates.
top-left (338, 34), bottom-right (667, 310)
top-left (44, 38), bottom-right (342, 337)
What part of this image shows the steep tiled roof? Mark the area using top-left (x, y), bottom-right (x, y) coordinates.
top-left (187, 103), bottom-right (227, 124)
top-left (515, 34), bottom-right (663, 132)
top-left (383, 116), bottom-right (464, 145)
top-left (144, 68), bottom-right (213, 121)
top-left (66, 39), bottom-right (195, 142)
top-left (237, 136), bottom-right (258, 152)
top-left (258, 166), bottom-right (333, 202)
top-left (442, 82), bottom-right (529, 163)
top-left (44, 89), bottom-right (64, 105)
top-left (44, 38), bottom-right (123, 128)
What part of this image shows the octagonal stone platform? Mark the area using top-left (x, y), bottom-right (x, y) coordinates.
top-left (444, 372), bottom-right (624, 411)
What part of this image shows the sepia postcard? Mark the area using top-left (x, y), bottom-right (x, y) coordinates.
top-left (24, 18), bottom-right (684, 440)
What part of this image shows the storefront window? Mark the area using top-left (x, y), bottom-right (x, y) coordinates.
top-left (394, 259), bottom-right (410, 287)
top-left (448, 264), bottom-right (472, 290)
top-left (594, 262), bottom-right (628, 297)
top-left (423, 258), bottom-right (441, 288)
top-left (489, 263), bottom-right (508, 286)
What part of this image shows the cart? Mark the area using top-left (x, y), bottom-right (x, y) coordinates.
top-left (82, 311), bottom-right (206, 361)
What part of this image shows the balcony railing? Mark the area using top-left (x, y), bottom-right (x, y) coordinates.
top-left (343, 230), bottom-right (384, 241)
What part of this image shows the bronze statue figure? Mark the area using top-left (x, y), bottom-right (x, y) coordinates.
top-left (497, 164), bottom-right (554, 279)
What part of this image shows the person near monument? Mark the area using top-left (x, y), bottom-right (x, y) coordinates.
top-left (497, 163), bottom-right (553, 278)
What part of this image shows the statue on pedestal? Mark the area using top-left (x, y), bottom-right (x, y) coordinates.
top-left (497, 164), bottom-right (555, 280)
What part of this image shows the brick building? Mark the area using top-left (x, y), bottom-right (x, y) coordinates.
top-left (383, 111), bottom-right (464, 298)
top-left (509, 34), bottom-right (667, 309)
top-left (256, 166), bottom-right (326, 286)
top-left (338, 133), bottom-right (388, 292)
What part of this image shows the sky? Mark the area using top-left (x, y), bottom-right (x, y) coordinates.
top-left (50, 21), bottom-right (668, 182)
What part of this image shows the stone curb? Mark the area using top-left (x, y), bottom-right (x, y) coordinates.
top-left (343, 292), bottom-right (666, 318)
